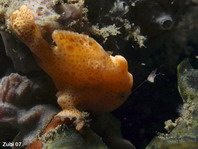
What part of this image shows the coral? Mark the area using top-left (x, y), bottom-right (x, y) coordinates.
top-left (0, 72), bottom-right (56, 107)
top-left (90, 24), bottom-right (121, 42)
top-left (0, 74), bottom-right (35, 104)
top-left (10, 5), bottom-right (133, 130)
top-left (85, 0), bottom-right (146, 48)
top-left (85, 0), bottom-right (185, 49)
top-left (127, 27), bottom-right (146, 48)
top-left (0, 0), bottom-right (88, 41)
top-left (0, 73), bottom-right (59, 147)
top-left (14, 105), bottom-right (58, 147)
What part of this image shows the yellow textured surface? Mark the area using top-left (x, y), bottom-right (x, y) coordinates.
top-left (10, 5), bottom-right (133, 113)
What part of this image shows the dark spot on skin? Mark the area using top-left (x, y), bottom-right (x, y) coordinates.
top-left (78, 39), bottom-right (84, 45)
top-left (66, 45), bottom-right (75, 50)
top-left (89, 41), bottom-right (93, 46)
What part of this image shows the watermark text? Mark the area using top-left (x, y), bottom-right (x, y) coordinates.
top-left (2, 142), bottom-right (22, 147)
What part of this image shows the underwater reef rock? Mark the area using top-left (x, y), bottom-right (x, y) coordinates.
top-left (172, 0), bottom-right (198, 54)
top-left (0, 73), bottom-right (57, 107)
top-left (0, 73), bottom-right (59, 147)
top-left (85, 0), bottom-right (186, 49)
top-left (0, 74), bottom-right (135, 149)
top-left (13, 105), bottom-right (58, 148)
top-left (85, 0), bottom-right (147, 48)
top-left (0, 73), bottom-right (34, 106)
top-left (9, 5), bottom-right (133, 131)
top-left (1, 31), bottom-right (40, 73)
top-left (0, 35), bottom-right (13, 77)
top-left (146, 59), bottom-right (198, 149)
top-left (178, 59), bottom-right (198, 103)
top-left (27, 113), bottom-right (135, 149)
top-left (42, 127), bottom-right (108, 149)
top-left (130, 0), bottom-right (186, 37)
top-left (0, 0), bottom-right (88, 35)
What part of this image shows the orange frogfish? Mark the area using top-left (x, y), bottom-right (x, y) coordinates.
top-left (10, 5), bottom-right (133, 130)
